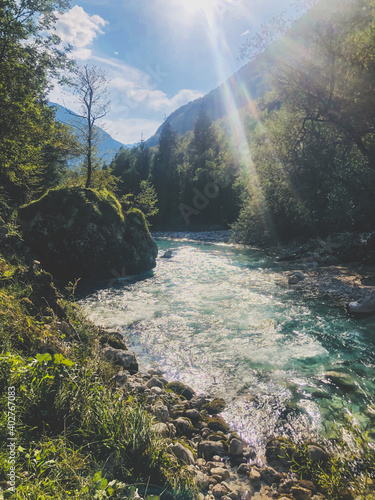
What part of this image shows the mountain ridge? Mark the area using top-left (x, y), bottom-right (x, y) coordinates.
top-left (50, 102), bottom-right (132, 163)
top-left (146, 0), bottom-right (342, 147)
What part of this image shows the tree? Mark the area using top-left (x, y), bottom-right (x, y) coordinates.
top-left (151, 121), bottom-right (179, 226)
top-left (234, 0), bottom-right (375, 242)
top-left (0, 0), bottom-right (73, 213)
top-left (134, 180), bottom-right (159, 226)
top-left (70, 65), bottom-right (110, 188)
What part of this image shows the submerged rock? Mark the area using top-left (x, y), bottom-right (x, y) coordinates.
top-left (288, 272), bottom-right (305, 285)
top-left (161, 249), bottom-right (173, 259)
top-left (19, 187), bottom-right (158, 281)
top-left (229, 438), bottom-right (243, 457)
top-left (324, 371), bottom-right (357, 391)
top-left (346, 293), bottom-right (375, 318)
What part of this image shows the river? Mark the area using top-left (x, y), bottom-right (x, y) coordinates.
top-left (80, 238), bottom-right (375, 453)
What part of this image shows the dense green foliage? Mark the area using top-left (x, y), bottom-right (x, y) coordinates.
top-left (0, 0), bottom-right (76, 216)
top-left (110, 108), bottom-right (240, 230)
top-left (233, 0), bottom-right (375, 243)
top-left (0, 256), bottom-right (196, 499)
top-left (18, 187), bottom-right (158, 280)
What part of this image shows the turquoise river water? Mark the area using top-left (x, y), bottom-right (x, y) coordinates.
top-left (80, 239), bottom-right (375, 452)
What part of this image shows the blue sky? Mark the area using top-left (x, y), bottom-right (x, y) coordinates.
top-left (49, 0), bottom-right (296, 145)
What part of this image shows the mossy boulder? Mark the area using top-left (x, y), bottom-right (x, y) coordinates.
top-left (205, 415), bottom-right (230, 433)
top-left (202, 398), bottom-right (226, 415)
top-left (165, 381), bottom-right (195, 401)
top-left (18, 187), bottom-right (158, 281)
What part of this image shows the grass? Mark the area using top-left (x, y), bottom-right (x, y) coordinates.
top-left (286, 425), bottom-right (375, 500)
top-left (0, 253), bottom-right (198, 499)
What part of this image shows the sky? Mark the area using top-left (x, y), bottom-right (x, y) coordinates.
top-left (49, 0), bottom-right (296, 145)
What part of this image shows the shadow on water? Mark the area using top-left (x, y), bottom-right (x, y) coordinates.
top-left (77, 270), bottom-right (155, 300)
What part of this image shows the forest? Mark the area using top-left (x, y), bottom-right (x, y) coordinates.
top-left (2, 0), bottom-right (375, 499)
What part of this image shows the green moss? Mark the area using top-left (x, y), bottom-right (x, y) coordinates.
top-left (18, 186), bottom-right (157, 280)
top-left (20, 186), bottom-right (124, 226)
top-left (126, 207), bottom-right (149, 233)
top-left (99, 331), bottom-right (128, 350)
top-left (165, 381), bottom-right (195, 401)
top-left (202, 398), bottom-right (226, 415)
top-left (204, 415), bottom-right (230, 433)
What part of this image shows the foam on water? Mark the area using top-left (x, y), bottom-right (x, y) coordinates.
top-left (80, 240), bottom-right (375, 450)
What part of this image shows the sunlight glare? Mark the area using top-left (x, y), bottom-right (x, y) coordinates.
top-left (182, 0), bottom-right (220, 18)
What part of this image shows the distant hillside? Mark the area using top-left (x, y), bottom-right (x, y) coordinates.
top-left (50, 103), bottom-right (132, 163)
top-left (146, 0), bottom-right (341, 147)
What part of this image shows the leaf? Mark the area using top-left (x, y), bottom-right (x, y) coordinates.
top-left (54, 353), bottom-right (74, 366)
top-left (36, 353), bottom-right (52, 364)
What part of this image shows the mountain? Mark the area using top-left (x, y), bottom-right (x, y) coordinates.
top-left (146, 0), bottom-right (342, 147)
top-left (50, 102), bottom-right (132, 163)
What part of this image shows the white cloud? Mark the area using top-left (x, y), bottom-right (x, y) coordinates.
top-left (54, 5), bottom-right (107, 59)
top-left (109, 77), bottom-right (203, 116)
top-left (106, 118), bottom-right (162, 145)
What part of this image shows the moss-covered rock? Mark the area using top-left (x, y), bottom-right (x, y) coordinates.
top-left (205, 415), bottom-right (230, 433)
top-left (18, 187), bottom-right (158, 281)
top-left (202, 398), bottom-right (226, 415)
top-left (165, 381), bottom-right (195, 401)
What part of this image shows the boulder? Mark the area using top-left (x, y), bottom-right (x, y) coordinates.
top-left (212, 483), bottom-right (230, 498)
top-left (165, 381), bottom-right (195, 400)
top-left (175, 417), bottom-right (193, 436)
top-left (147, 377), bottom-right (164, 389)
top-left (346, 294), bottom-right (375, 318)
top-left (307, 445), bottom-right (330, 465)
top-left (186, 408), bottom-right (200, 421)
top-left (169, 443), bottom-right (195, 465)
top-left (103, 347), bottom-right (138, 373)
top-left (161, 249), bottom-right (173, 259)
top-left (260, 467), bottom-right (283, 485)
top-left (151, 401), bottom-right (170, 422)
top-left (19, 187), bottom-right (158, 281)
top-left (202, 398), bottom-right (226, 415)
top-left (265, 438), bottom-right (294, 472)
top-left (194, 470), bottom-right (211, 490)
top-left (198, 440), bottom-right (225, 461)
top-left (229, 438), bottom-right (243, 457)
top-left (324, 371), bottom-right (356, 391)
top-left (206, 415), bottom-right (230, 433)
top-left (288, 272), bottom-right (305, 285)
top-left (291, 486), bottom-right (312, 500)
top-left (210, 467), bottom-right (230, 481)
top-left (152, 423), bottom-right (170, 438)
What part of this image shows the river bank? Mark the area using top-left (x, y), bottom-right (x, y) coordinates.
top-left (2, 236), bottom-right (374, 499)
top-left (104, 331), bottom-right (338, 500)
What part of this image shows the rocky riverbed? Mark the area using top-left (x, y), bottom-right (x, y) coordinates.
top-left (154, 230), bottom-right (375, 305)
top-left (100, 330), bottom-right (342, 500)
